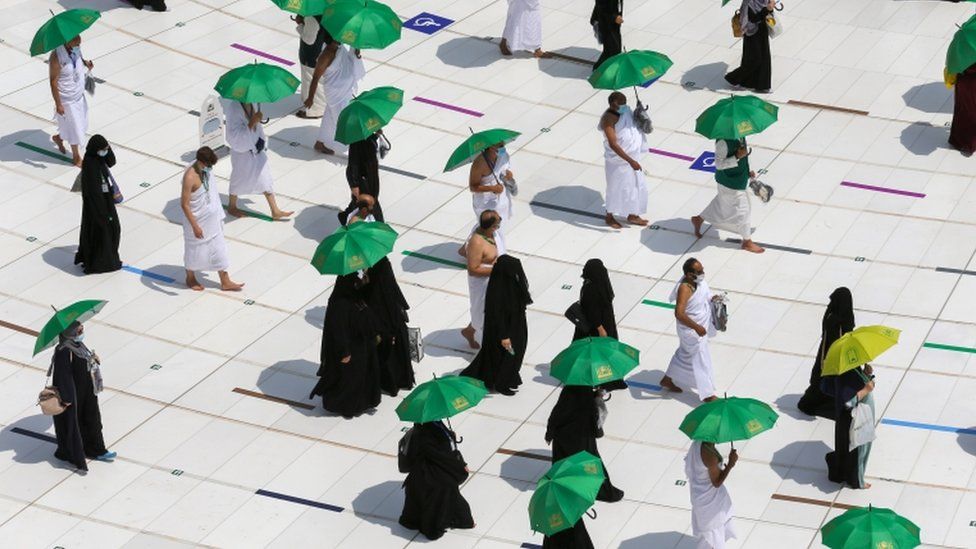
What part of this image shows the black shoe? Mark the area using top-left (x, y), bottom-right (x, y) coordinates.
top-left (497, 387), bottom-right (516, 396)
top-left (337, 210), bottom-right (349, 226)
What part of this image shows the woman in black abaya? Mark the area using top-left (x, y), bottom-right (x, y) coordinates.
top-left (797, 287), bottom-right (854, 419)
top-left (365, 257), bottom-right (414, 396)
top-left (460, 255), bottom-right (532, 396)
top-left (399, 420), bottom-right (474, 540)
top-left (310, 273), bottom-right (382, 418)
top-left (591, 0), bottom-right (623, 71)
top-left (725, 0), bottom-right (775, 93)
top-left (572, 259), bottom-right (626, 391)
top-left (544, 518), bottom-right (594, 549)
top-left (51, 321), bottom-right (115, 470)
top-left (339, 132), bottom-right (383, 225)
top-left (545, 386), bottom-right (624, 503)
top-left (75, 134), bottom-right (122, 274)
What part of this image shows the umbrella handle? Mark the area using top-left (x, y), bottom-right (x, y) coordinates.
top-left (586, 508), bottom-right (598, 520)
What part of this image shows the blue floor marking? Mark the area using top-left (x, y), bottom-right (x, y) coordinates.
top-left (880, 418), bottom-right (976, 436)
top-left (122, 265), bottom-right (177, 284)
top-left (255, 488), bottom-right (345, 512)
top-left (627, 380), bottom-right (663, 392)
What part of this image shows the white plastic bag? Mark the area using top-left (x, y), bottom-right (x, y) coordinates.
top-left (849, 401), bottom-right (876, 451)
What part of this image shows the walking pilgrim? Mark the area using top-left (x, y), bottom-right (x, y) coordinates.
top-left (181, 147), bottom-right (243, 292)
top-left (460, 210), bottom-right (500, 349)
top-left (365, 256), bottom-right (415, 396)
top-left (74, 135), bottom-right (122, 275)
top-left (660, 258), bottom-right (719, 401)
top-left (294, 14), bottom-right (329, 119)
top-left (600, 91), bottom-right (648, 229)
top-left (220, 98), bottom-right (293, 220)
top-left (49, 34), bottom-right (92, 167)
top-left (685, 441), bottom-right (739, 549)
top-left (468, 143), bottom-right (515, 254)
top-left (500, 0), bottom-right (549, 58)
top-left (692, 137), bottom-right (764, 253)
top-left (340, 131), bottom-right (385, 224)
top-left (306, 41), bottom-right (366, 155)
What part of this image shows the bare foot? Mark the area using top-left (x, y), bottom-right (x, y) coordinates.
top-left (220, 279), bottom-right (244, 291)
top-left (691, 216), bottom-right (704, 238)
top-left (72, 155), bottom-right (82, 168)
top-left (52, 135), bottom-right (66, 154)
top-left (741, 240), bottom-right (765, 254)
top-left (461, 325), bottom-right (480, 349)
top-left (605, 213), bottom-right (622, 229)
top-left (314, 142), bottom-right (335, 155)
top-left (660, 376), bottom-right (683, 393)
top-left (627, 215), bottom-right (649, 226)
top-left (227, 207), bottom-right (246, 218)
top-left (499, 39), bottom-right (512, 56)
top-left (703, 396), bottom-right (718, 402)
top-left (860, 482), bottom-right (872, 489)
top-left (533, 49), bottom-right (552, 59)
top-left (272, 209), bottom-right (294, 220)
top-left (185, 273), bottom-right (204, 291)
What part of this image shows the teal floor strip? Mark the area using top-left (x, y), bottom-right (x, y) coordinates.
top-left (222, 204), bottom-right (274, 222)
top-left (643, 299), bottom-right (675, 310)
top-left (402, 250), bottom-right (465, 269)
top-left (15, 141), bottom-right (73, 164)
top-left (922, 342), bottom-right (976, 354)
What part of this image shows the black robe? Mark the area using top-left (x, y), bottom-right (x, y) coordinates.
top-left (545, 386), bottom-right (624, 502)
top-left (460, 255), bottom-right (531, 394)
top-left (51, 346), bottom-right (107, 471)
top-left (823, 367), bottom-right (868, 488)
top-left (949, 64), bottom-right (976, 154)
top-left (725, 6), bottom-right (772, 92)
top-left (399, 421), bottom-right (474, 540)
top-left (798, 287), bottom-right (854, 419)
top-left (340, 134), bottom-right (384, 225)
top-left (572, 259), bottom-right (626, 391)
top-left (299, 16), bottom-right (330, 69)
top-left (74, 139), bottom-right (122, 274)
top-left (365, 257), bottom-right (414, 396)
top-left (310, 275), bottom-right (382, 418)
top-left (591, 0), bottom-right (623, 70)
top-left (544, 519), bottom-right (595, 549)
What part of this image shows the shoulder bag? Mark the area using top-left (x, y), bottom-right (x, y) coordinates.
top-left (38, 356), bottom-right (69, 416)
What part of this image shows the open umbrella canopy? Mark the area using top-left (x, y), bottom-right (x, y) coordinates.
top-left (695, 94), bottom-right (778, 140)
top-left (528, 451), bottom-right (604, 536)
top-left (34, 300), bottom-right (107, 356)
top-left (444, 128), bottom-right (520, 172)
top-left (335, 86), bottom-right (403, 144)
top-left (271, 0), bottom-right (330, 16)
top-left (822, 325), bottom-right (900, 377)
top-left (322, 0), bottom-right (402, 49)
top-left (395, 376), bottom-right (487, 423)
top-left (549, 337), bottom-right (640, 387)
top-left (311, 221), bottom-right (397, 275)
top-left (821, 505), bottom-right (921, 549)
top-left (947, 22), bottom-right (976, 75)
top-left (30, 9), bottom-right (101, 56)
top-left (215, 63), bottom-right (299, 104)
top-left (679, 396), bottom-right (778, 443)
top-left (588, 50), bottom-right (674, 90)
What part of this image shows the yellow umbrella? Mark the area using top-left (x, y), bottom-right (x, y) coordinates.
top-left (822, 325), bottom-right (900, 377)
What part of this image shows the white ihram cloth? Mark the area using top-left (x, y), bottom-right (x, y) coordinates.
top-left (684, 441), bottom-right (738, 549)
top-left (502, 0), bottom-right (543, 52)
top-left (665, 279), bottom-right (717, 401)
top-left (53, 46), bottom-right (89, 146)
top-left (602, 110), bottom-right (648, 216)
top-left (700, 140), bottom-right (752, 240)
top-left (470, 150), bottom-right (513, 255)
top-left (183, 168), bottom-right (230, 272)
top-left (299, 18), bottom-right (327, 118)
top-left (316, 45), bottom-right (366, 153)
top-left (221, 99), bottom-right (274, 196)
top-left (468, 266), bottom-right (491, 342)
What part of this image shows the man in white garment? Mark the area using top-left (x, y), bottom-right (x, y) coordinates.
top-left (295, 15), bottom-right (328, 119)
top-left (661, 257), bottom-right (719, 402)
top-left (180, 147), bottom-right (243, 292)
top-left (692, 138), bottom-right (764, 253)
top-left (600, 91), bottom-right (649, 229)
top-left (468, 143), bottom-right (514, 255)
top-left (48, 35), bottom-right (91, 167)
top-left (685, 441), bottom-right (738, 549)
top-left (220, 99), bottom-right (293, 220)
top-left (459, 210), bottom-right (500, 349)
top-left (305, 40), bottom-right (366, 155)
top-left (500, 0), bottom-right (549, 58)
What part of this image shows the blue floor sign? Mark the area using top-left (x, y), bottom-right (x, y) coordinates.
top-left (403, 13), bottom-right (454, 35)
top-left (690, 151), bottom-right (716, 173)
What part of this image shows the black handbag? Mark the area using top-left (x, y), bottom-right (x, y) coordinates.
top-left (564, 301), bottom-right (591, 334)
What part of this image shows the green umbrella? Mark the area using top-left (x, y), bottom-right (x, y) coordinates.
top-left (30, 9), bottom-right (101, 56)
top-left (444, 128), bottom-right (521, 172)
top-left (396, 376), bottom-right (487, 423)
top-left (588, 50), bottom-right (674, 90)
top-left (694, 94), bottom-right (778, 140)
top-left (214, 63), bottom-right (300, 104)
top-left (679, 396), bottom-right (778, 443)
top-left (821, 505), bottom-right (921, 549)
top-left (335, 86), bottom-right (404, 145)
top-left (271, 0), bottom-right (330, 16)
top-left (528, 451), bottom-right (604, 535)
top-left (33, 300), bottom-right (107, 356)
top-left (322, 0), bottom-right (402, 50)
top-left (310, 220), bottom-right (397, 275)
top-left (549, 337), bottom-right (640, 387)
top-left (947, 23), bottom-right (976, 75)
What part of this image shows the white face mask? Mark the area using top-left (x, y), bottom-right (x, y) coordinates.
top-left (202, 165), bottom-right (212, 174)
top-left (97, 149), bottom-right (109, 157)
top-left (72, 333), bottom-right (85, 343)
top-left (695, 274), bottom-right (705, 283)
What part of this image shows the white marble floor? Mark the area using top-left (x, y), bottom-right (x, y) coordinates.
top-left (0, 0), bottom-right (975, 547)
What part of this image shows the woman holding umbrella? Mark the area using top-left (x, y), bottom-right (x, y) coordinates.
top-left (74, 134), bottom-right (122, 275)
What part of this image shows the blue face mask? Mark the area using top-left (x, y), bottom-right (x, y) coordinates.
top-left (202, 166), bottom-right (212, 173)
top-left (97, 149), bottom-right (109, 157)
top-left (72, 334), bottom-right (85, 343)
top-left (497, 147), bottom-right (507, 155)
top-left (618, 104), bottom-right (631, 116)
